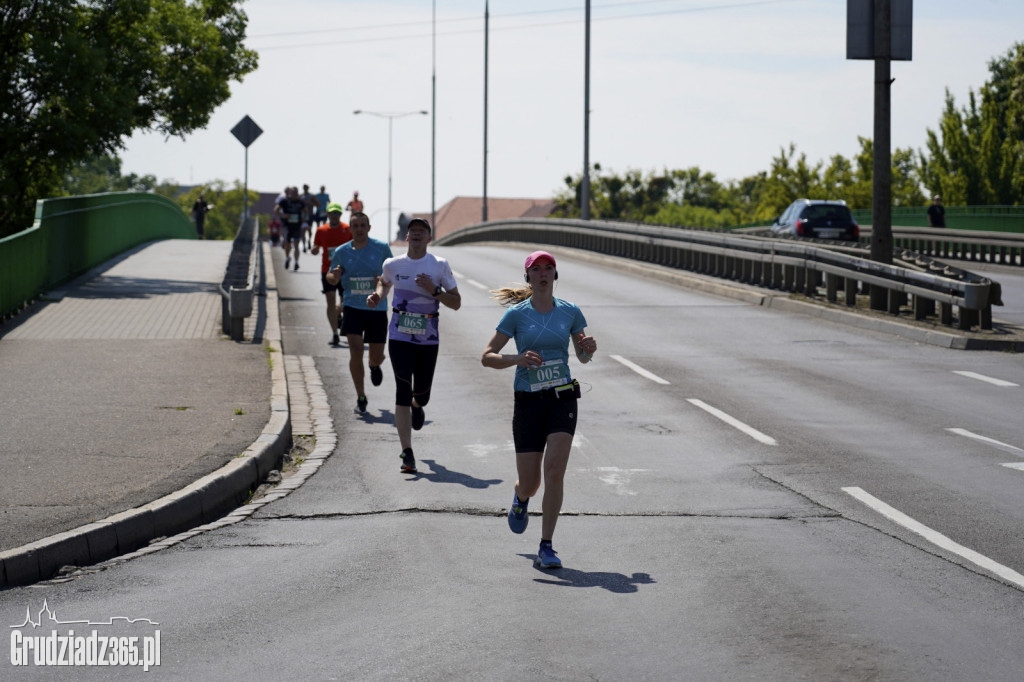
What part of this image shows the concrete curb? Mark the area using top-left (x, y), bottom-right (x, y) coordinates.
top-left (0, 243), bottom-right (290, 589)
top-left (479, 242), bottom-right (1024, 352)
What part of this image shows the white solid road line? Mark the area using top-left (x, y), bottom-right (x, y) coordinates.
top-left (947, 428), bottom-right (1024, 455)
top-left (610, 354), bottom-right (670, 385)
top-left (686, 398), bottom-right (777, 445)
top-left (1001, 463), bottom-right (1024, 472)
top-left (952, 370), bottom-right (1019, 387)
top-left (843, 486), bottom-right (1024, 590)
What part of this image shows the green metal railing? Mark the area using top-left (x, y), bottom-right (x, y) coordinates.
top-left (850, 206), bottom-right (1024, 232)
top-left (0, 192), bottom-right (195, 319)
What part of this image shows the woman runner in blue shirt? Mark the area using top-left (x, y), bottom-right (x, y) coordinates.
top-left (481, 251), bottom-right (598, 569)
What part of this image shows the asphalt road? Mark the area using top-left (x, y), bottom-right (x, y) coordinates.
top-left (4, 243), bottom-right (1023, 681)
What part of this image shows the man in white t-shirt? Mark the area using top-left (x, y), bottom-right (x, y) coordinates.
top-left (367, 218), bottom-right (461, 474)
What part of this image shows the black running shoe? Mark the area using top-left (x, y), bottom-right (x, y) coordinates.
top-left (330, 334), bottom-right (340, 346)
top-left (357, 395), bottom-right (368, 413)
top-left (370, 364), bottom-right (383, 387)
top-left (400, 449), bottom-right (416, 473)
top-left (411, 404), bottom-right (425, 431)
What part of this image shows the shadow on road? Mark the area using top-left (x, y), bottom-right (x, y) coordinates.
top-left (518, 555), bottom-right (656, 593)
top-left (410, 459), bottom-right (503, 489)
top-left (355, 408), bottom-right (395, 425)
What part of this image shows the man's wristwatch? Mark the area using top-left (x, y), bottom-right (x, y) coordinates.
top-left (433, 286), bottom-right (443, 297)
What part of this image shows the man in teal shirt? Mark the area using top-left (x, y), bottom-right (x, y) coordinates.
top-left (327, 211), bottom-right (393, 413)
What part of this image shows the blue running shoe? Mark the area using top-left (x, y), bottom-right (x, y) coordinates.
top-left (507, 493), bottom-right (529, 534)
top-left (534, 542), bottom-right (561, 569)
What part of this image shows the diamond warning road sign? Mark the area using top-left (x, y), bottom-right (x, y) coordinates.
top-left (231, 116), bottom-right (263, 148)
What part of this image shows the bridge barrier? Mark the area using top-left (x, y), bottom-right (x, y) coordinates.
top-left (865, 226), bottom-right (1024, 268)
top-left (0, 192), bottom-right (194, 319)
top-left (741, 224), bottom-right (1023, 268)
top-left (435, 218), bottom-right (997, 331)
top-left (219, 216), bottom-right (261, 341)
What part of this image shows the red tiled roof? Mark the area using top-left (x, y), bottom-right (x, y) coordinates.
top-left (411, 196), bottom-right (556, 242)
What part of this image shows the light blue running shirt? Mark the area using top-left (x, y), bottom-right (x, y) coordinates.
top-left (329, 238), bottom-right (393, 311)
top-left (496, 297), bottom-right (587, 392)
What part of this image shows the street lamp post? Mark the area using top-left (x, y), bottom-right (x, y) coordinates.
top-left (353, 109), bottom-right (429, 244)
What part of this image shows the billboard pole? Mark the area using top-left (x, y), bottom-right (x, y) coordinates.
top-left (869, 0), bottom-right (894, 311)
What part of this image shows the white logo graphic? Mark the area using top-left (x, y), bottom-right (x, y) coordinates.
top-left (9, 600), bottom-right (161, 671)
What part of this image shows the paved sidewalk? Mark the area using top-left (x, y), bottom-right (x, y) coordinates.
top-left (0, 239), bottom-right (290, 587)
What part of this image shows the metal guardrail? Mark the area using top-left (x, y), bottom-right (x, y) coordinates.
top-left (742, 224), bottom-right (1024, 268)
top-left (435, 218), bottom-right (999, 331)
top-left (873, 226), bottom-right (1024, 268)
top-left (219, 217), bottom-right (260, 341)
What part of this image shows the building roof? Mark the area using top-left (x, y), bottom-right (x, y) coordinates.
top-left (410, 196), bottom-right (556, 242)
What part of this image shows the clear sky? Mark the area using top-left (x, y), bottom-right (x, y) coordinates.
top-left (119, 0), bottom-right (1024, 229)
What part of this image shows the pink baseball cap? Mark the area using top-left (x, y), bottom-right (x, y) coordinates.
top-left (524, 251), bottom-right (556, 269)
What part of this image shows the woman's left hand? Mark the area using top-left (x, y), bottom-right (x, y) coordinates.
top-left (576, 332), bottom-right (597, 355)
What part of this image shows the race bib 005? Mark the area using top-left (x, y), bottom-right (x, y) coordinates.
top-left (528, 359), bottom-right (568, 391)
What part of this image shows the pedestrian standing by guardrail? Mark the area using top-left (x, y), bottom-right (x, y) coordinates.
top-left (367, 218), bottom-right (460, 475)
top-left (481, 250), bottom-right (598, 570)
top-left (326, 210), bottom-right (392, 413)
top-left (928, 195), bottom-right (946, 227)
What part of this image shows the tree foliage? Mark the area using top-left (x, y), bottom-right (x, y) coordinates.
top-left (553, 138), bottom-right (924, 229)
top-left (0, 0), bottom-right (257, 237)
top-left (176, 181), bottom-right (260, 241)
top-left (61, 153), bottom-right (160, 197)
top-left (919, 42), bottom-right (1024, 205)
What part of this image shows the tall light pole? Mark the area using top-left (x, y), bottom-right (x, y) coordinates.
top-left (353, 109), bottom-right (428, 244)
top-left (432, 0), bottom-right (437, 229)
top-left (581, 0), bottom-right (591, 220)
top-left (483, 0), bottom-right (489, 222)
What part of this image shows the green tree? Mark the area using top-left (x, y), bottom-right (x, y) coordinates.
top-left (919, 42), bottom-right (1024, 205)
top-left (60, 153), bottom-right (158, 196)
top-left (0, 0), bottom-right (258, 237)
top-left (752, 144), bottom-right (823, 221)
top-left (667, 167), bottom-right (730, 210)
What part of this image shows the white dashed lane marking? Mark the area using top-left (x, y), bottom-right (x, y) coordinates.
top-left (952, 371), bottom-right (1019, 387)
top-left (946, 428), bottom-right (1024, 456)
top-left (686, 399), bottom-right (777, 446)
top-left (843, 486), bottom-right (1024, 590)
top-left (610, 355), bottom-right (670, 385)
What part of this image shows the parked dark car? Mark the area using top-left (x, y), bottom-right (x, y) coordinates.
top-left (771, 199), bottom-right (859, 241)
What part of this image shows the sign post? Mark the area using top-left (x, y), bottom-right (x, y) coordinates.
top-left (847, 0), bottom-right (912, 311)
top-left (230, 115), bottom-right (263, 220)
